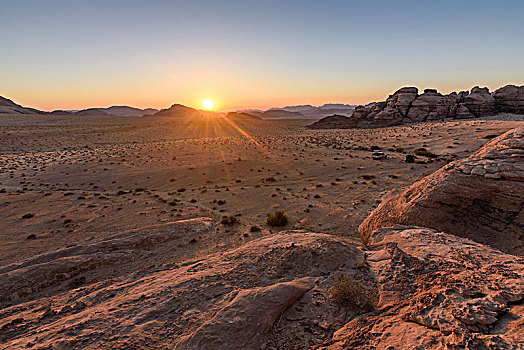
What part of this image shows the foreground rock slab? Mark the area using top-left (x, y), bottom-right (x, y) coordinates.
top-left (360, 127), bottom-right (524, 255)
top-left (0, 230), bottom-right (367, 349)
top-left (317, 226), bottom-right (524, 350)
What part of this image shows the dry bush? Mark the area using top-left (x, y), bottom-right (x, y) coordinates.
top-left (329, 273), bottom-right (378, 311)
top-left (266, 211), bottom-right (288, 227)
top-left (221, 216), bottom-right (239, 225)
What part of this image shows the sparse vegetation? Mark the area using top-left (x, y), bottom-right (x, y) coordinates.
top-left (414, 148), bottom-right (437, 158)
top-left (221, 215), bottom-right (239, 225)
top-left (250, 225), bottom-right (262, 232)
top-left (266, 211), bottom-right (288, 227)
top-left (329, 272), bottom-right (378, 311)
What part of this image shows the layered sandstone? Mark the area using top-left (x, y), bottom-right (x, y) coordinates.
top-left (308, 84), bottom-right (523, 129)
top-left (360, 127), bottom-right (524, 255)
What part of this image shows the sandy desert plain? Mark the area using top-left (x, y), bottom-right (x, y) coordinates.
top-left (1, 113), bottom-right (521, 264)
top-left (1, 110), bottom-right (523, 349)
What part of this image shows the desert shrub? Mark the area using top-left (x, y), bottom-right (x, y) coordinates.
top-left (266, 211), bottom-right (288, 227)
top-left (221, 216), bottom-right (239, 225)
top-left (414, 148), bottom-right (437, 158)
top-left (329, 273), bottom-right (378, 311)
top-left (250, 225), bottom-right (262, 232)
top-left (394, 147), bottom-right (404, 153)
top-left (361, 174), bottom-right (375, 180)
top-left (370, 145), bottom-right (381, 151)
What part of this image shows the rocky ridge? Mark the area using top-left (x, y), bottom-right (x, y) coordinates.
top-left (360, 127), bottom-right (524, 256)
top-left (308, 84), bottom-right (524, 129)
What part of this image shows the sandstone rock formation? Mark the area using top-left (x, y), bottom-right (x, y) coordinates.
top-left (2, 225), bottom-right (522, 349)
top-left (0, 230), bottom-right (370, 349)
top-left (360, 127), bottom-right (524, 255)
top-left (308, 84), bottom-right (523, 129)
top-left (493, 85), bottom-right (524, 114)
top-left (317, 226), bottom-right (524, 350)
top-left (0, 217), bottom-right (214, 305)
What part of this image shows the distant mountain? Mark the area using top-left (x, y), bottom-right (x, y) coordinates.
top-left (71, 106), bottom-right (159, 117)
top-left (0, 95), bottom-right (159, 117)
top-left (259, 109), bottom-right (305, 119)
top-left (154, 103), bottom-right (220, 118)
top-left (236, 103), bottom-right (357, 119)
top-left (0, 96), bottom-right (46, 115)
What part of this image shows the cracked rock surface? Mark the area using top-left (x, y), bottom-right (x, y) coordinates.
top-left (1, 224), bottom-right (522, 349)
top-left (316, 226), bottom-right (524, 350)
top-left (360, 127), bottom-right (524, 255)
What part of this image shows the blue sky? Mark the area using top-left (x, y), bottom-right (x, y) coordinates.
top-left (1, 0), bottom-right (523, 110)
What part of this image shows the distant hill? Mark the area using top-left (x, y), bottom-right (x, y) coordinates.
top-left (0, 96), bottom-right (46, 115)
top-left (225, 111), bottom-right (261, 120)
top-left (154, 103), bottom-right (220, 119)
top-left (71, 106), bottom-right (159, 117)
top-left (269, 103), bottom-right (356, 117)
top-left (0, 95), bottom-right (159, 117)
top-left (235, 103), bottom-right (357, 119)
top-left (259, 109), bottom-right (305, 119)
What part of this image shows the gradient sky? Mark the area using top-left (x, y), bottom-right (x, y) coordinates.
top-left (1, 0), bottom-right (523, 111)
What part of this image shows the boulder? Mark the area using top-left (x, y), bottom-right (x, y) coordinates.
top-left (386, 87), bottom-right (418, 116)
top-left (406, 90), bottom-right (444, 122)
top-left (464, 86), bottom-right (495, 117)
top-left (493, 84), bottom-right (524, 114)
top-left (360, 127), bottom-right (524, 255)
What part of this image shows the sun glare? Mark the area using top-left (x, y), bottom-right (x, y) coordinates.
top-left (202, 99), bottom-right (214, 110)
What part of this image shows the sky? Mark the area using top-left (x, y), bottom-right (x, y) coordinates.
top-left (1, 0), bottom-right (523, 111)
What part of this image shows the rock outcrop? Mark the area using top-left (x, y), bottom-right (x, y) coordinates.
top-left (493, 85), bottom-right (524, 114)
top-left (307, 84), bottom-right (523, 129)
top-left (318, 226), bottom-right (524, 350)
top-left (360, 127), bottom-right (524, 255)
top-left (2, 225), bottom-right (522, 349)
top-left (0, 230), bottom-right (370, 349)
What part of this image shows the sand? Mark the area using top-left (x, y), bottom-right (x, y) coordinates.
top-left (1, 113), bottom-right (523, 267)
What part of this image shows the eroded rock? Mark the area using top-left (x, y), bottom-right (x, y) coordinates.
top-left (0, 231), bottom-right (367, 349)
top-left (360, 127), bottom-right (524, 255)
top-left (316, 226), bottom-right (524, 350)
top-left (308, 84), bottom-right (523, 129)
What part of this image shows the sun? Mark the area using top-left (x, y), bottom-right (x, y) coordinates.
top-left (202, 99), bottom-right (214, 110)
